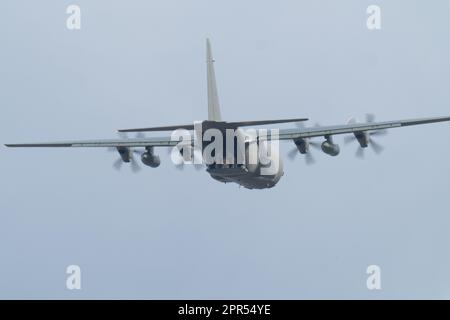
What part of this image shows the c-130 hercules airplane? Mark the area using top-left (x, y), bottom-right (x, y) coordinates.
top-left (5, 39), bottom-right (450, 189)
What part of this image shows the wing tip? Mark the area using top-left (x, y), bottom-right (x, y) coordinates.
top-left (5, 144), bottom-right (24, 147)
top-left (4, 143), bottom-right (73, 147)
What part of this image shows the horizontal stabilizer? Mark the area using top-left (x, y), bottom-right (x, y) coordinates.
top-left (118, 124), bottom-right (195, 133)
top-left (118, 118), bottom-right (308, 132)
top-left (228, 118), bottom-right (308, 127)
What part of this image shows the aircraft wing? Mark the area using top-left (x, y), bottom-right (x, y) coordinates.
top-left (5, 135), bottom-right (178, 148)
top-left (267, 116), bottom-right (450, 141)
top-left (5, 116), bottom-right (450, 148)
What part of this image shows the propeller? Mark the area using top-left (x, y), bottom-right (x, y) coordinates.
top-left (344, 114), bottom-right (388, 159)
top-left (107, 132), bottom-right (145, 172)
top-left (287, 122), bottom-right (321, 165)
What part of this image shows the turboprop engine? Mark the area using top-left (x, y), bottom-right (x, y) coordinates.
top-left (141, 146), bottom-right (160, 168)
top-left (321, 135), bottom-right (340, 156)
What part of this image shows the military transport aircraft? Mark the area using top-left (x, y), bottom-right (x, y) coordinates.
top-left (5, 39), bottom-right (450, 189)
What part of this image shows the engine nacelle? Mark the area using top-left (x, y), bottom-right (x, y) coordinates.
top-left (117, 146), bottom-right (131, 162)
top-left (354, 131), bottom-right (369, 148)
top-left (294, 138), bottom-right (309, 154)
top-left (321, 141), bottom-right (340, 156)
top-left (141, 148), bottom-right (161, 168)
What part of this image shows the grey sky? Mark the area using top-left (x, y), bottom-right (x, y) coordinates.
top-left (1, 0), bottom-right (449, 299)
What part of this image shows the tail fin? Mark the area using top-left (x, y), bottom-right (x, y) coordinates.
top-left (206, 38), bottom-right (222, 121)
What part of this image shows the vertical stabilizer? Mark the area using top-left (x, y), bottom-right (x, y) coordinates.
top-left (206, 38), bottom-right (222, 121)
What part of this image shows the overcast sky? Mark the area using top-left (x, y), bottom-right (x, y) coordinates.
top-left (1, 0), bottom-right (449, 299)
